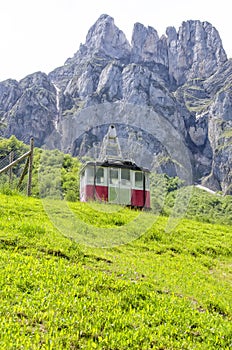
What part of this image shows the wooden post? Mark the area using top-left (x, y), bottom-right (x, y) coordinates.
top-left (27, 138), bottom-right (34, 196)
top-left (17, 157), bottom-right (29, 189)
top-left (9, 151), bottom-right (14, 185)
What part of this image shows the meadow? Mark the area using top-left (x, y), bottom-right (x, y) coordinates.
top-left (0, 193), bottom-right (231, 349)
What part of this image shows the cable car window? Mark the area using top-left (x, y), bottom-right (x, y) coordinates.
top-left (110, 168), bottom-right (119, 185)
top-left (121, 168), bottom-right (130, 185)
top-left (96, 167), bottom-right (104, 184)
top-left (86, 167), bottom-right (94, 183)
top-left (135, 172), bottom-right (143, 188)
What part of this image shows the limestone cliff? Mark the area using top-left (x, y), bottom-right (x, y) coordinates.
top-left (0, 14), bottom-right (231, 194)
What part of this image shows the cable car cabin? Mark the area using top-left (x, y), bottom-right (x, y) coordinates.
top-left (80, 160), bottom-right (151, 209)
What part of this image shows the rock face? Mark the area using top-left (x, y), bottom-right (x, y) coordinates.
top-left (0, 72), bottom-right (57, 146)
top-left (0, 14), bottom-right (231, 194)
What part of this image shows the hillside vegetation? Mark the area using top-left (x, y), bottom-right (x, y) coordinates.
top-left (0, 136), bottom-right (80, 201)
top-left (1, 136), bottom-right (232, 226)
top-left (0, 193), bottom-right (231, 349)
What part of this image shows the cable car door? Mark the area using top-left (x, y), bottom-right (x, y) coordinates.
top-left (108, 168), bottom-right (131, 205)
top-left (119, 168), bottom-right (131, 205)
top-left (109, 168), bottom-right (120, 204)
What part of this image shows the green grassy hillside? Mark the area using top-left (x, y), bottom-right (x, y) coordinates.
top-left (0, 194), bottom-right (231, 349)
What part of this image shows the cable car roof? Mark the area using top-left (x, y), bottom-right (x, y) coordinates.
top-left (80, 159), bottom-right (150, 173)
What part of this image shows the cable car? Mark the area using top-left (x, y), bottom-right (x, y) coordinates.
top-left (79, 125), bottom-right (151, 209)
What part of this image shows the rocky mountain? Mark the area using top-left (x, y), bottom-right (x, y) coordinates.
top-left (0, 14), bottom-right (231, 194)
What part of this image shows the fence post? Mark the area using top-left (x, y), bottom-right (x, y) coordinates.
top-left (27, 138), bottom-right (34, 196)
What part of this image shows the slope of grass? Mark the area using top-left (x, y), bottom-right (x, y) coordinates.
top-left (0, 194), bottom-right (231, 349)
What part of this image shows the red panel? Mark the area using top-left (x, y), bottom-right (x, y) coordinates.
top-left (85, 185), bottom-right (95, 201)
top-left (82, 186), bottom-right (150, 208)
top-left (131, 189), bottom-right (151, 208)
top-left (81, 185), bottom-right (108, 202)
top-left (131, 189), bottom-right (144, 207)
top-left (144, 191), bottom-right (150, 209)
top-left (95, 185), bottom-right (108, 202)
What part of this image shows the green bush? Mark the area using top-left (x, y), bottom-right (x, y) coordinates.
top-left (0, 137), bottom-right (81, 200)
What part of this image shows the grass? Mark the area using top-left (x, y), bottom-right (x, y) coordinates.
top-left (0, 193), bottom-right (232, 349)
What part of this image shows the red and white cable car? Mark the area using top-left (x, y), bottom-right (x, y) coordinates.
top-left (79, 125), bottom-right (151, 209)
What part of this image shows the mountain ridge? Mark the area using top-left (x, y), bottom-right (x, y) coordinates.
top-left (0, 14), bottom-right (231, 194)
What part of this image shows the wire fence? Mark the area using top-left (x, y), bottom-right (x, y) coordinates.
top-left (0, 154), bottom-right (9, 171)
top-left (0, 145), bottom-right (28, 169)
top-left (0, 138), bottom-right (33, 194)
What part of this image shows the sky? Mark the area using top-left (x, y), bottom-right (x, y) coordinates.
top-left (0, 0), bottom-right (231, 82)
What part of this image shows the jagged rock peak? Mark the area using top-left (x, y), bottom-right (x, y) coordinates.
top-left (176, 20), bottom-right (227, 60)
top-left (82, 14), bottom-right (131, 60)
top-left (131, 22), bottom-right (169, 66)
top-left (64, 16), bottom-right (227, 86)
top-left (166, 20), bottom-right (227, 85)
top-left (19, 71), bottom-right (51, 90)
